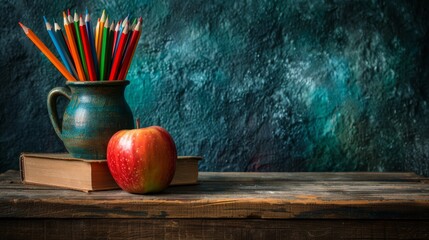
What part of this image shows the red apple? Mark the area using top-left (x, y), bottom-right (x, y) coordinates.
top-left (107, 126), bottom-right (177, 194)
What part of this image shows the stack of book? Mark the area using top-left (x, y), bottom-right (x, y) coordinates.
top-left (20, 153), bottom-right (202, 192)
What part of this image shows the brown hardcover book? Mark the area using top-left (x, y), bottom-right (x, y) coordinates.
top-left (20, 153), bottom-right (202, 192)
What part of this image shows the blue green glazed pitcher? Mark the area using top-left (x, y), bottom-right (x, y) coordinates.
top-left (47, 80), bottom-right (134, 159)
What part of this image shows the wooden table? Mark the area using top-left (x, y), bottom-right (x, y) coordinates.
top-left (1, 170), bottom-right (429, 239)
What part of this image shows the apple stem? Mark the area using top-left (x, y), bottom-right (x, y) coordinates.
top-left (136, 118), bottom-right (140, 129)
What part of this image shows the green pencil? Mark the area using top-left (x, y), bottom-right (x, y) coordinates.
top-left (74, 11), bottom-right (89, 80)
top-left (100, 17), bottom-right (109, 80)
top-left (105, 21), bottom-right (115, 79)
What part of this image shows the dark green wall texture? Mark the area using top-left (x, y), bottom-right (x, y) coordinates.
top-left (1, 1), bottom-right (429, 174)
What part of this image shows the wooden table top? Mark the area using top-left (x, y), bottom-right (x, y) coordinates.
top-left (1, 170), bottom-right (429, 220)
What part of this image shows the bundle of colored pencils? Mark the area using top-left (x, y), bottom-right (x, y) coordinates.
top-left (19, 10), bottom-right (142, 82)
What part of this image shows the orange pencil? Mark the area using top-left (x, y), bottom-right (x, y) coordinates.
top-left (79, 16), bottom-right (96, 81)
top-left (63, 12), bottom-right (86, 81)
top-left (19, 22), bottom-right (76, 81)
top-left (67, 10), bottom-right (76, 45)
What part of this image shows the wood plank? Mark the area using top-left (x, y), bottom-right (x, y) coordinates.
top-left (1, 219), bottom-right (429, 240)
top-left (1, 194), bottom-right (429, 219)
top-left (199, 172), bottom-right (427, 182)
top-left (3, 170), bottom-right (429, 201)
top-left (1, 171), bottom-right (429, 219)
top-left (1, 171), bottom-right (428, 192)
top-left (1, 171), bottom-right (427, 184)
top-left (3, 180), bottom-right (429, 200)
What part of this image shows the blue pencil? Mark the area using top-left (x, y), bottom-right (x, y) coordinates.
top-left (114, 15), bottom-right (128, 57)
top-left (52, 18), bottom-right (73, 68)
top-left (43, 16), bottom-right (77, 78)
top-left (85, 10), bottom-right (99, 79)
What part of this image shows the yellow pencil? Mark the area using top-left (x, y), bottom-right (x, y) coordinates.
top-left (97, 10), bottom-right (106, 62)
top-left (19, 22), bottom-right (76, 81)
top-left (63, 12), bottom-right (86, 81)
top-left (95, 18), bottom-right (100, 60)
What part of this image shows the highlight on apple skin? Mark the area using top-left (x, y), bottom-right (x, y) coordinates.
top-left (107, 126), bottom-right (177, 194)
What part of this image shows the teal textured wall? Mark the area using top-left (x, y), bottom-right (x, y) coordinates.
top-left (1, 1), bottom-right (429, 174)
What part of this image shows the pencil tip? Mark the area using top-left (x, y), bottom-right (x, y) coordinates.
top-left (101, 10), bottom-right (106, 21)
top-left (43, 16), bottom-right (48, 24)
top-left (18, 22), bottom-right (28, 33)
top-left (123, 22), bottom-right (129, 34)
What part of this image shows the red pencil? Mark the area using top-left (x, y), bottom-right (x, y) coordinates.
top-left (67, 9), bottom-right (76, 43)
top-left (108, 22), bottom-right (129, 80)
top-left (112, 21), bottom-right (120, 57)
top-left (79, 16), bottom-right (97, 81)
top-left (118, 19), bottom-right (141, 80)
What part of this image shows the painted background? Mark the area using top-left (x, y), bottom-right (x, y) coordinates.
top-left (1, 1), bottom-right (429, 175)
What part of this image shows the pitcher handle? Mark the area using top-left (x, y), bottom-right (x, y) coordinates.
top-left (47, 87), bottom-right (71, 140)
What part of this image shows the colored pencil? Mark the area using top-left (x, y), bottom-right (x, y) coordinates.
top-left (118, 20), bottom-right (141, 80)
top-left (122, 18), bottom-right (135, 56)
top-left (114, 16), bottom-right (128, 55)
top-left (85, 11), bottom-right (98, 79)
top-left (67, 9), bottom-right (73, 24)
top-left (67, 10), bottom-right (76, 42)
top-left (105, 21), bottom-right (115, 77)
top-left (79, 17), bottom-right (97, 81)
top-left (99, 17), bottom-right (109, 80)
top-left (95, 18), bottom-right (100, 62)
top-left (53, 21), bottom-right (72, 62)
top-left (21, 9), bottom-right (142, 82)
top-left (63, 12), bottom-right (86, 80)
top-left (19, 22), bottom-right (76, 81)
top-left (43, 17), bottom-right (77, 78)
top-left (67, 10), bottom-right (78, 56)
top-left (125, 19), bottom-right (136, 49)
top-left (74, 11), bottom-right (89, 79)
top-left (120, 18), bottom-right (136, 67)
top-left (109, 22), bottom-right (128, 80)
top-left (97, 10), bottom-right (106, 62)
top-left (112, 21), bottom-right (120, 58)
top-left (53, 20), bottom-right (70, 56)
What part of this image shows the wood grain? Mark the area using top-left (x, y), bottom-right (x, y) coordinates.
top-left (1, 171), bottom-right (429, 239)
top-left (1, 171), bottom-right (429, 220)
top-left (1, 219), bottom-right (428, 240)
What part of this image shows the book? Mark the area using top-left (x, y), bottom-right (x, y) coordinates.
top-left (20, 153), bottom-right (203, 192)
